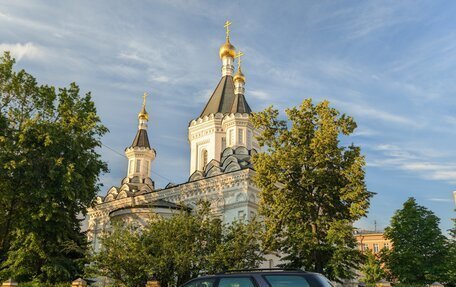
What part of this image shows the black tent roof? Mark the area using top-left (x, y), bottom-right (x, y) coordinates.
top-left (199, 75), bottom-right (252, 117)
top-left (130, 129), bottom-right (150, 148)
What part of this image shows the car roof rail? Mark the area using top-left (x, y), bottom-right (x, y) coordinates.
top-left (216, 268), bottom-right (306, 274)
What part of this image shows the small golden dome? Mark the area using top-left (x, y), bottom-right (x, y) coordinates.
top-left (234, 67), bottom-right (245, 83)
top-left (219, 38), bottom-right (236, 59)
top-left (138, 105), bottom-right (149, 121)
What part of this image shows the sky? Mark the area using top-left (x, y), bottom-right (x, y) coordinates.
top-left (1, 0), bottom-right (455, 232)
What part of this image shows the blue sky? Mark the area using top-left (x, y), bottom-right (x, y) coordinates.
top-left (1, 0), bottom-right (455, 232)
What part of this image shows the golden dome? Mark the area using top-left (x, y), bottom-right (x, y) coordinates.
top-left (219, 38), bottom-right (236, 59)
top-left (138, 105), bottom-right (149, 121)
top-left (234, 67), bottom-right (245, 83)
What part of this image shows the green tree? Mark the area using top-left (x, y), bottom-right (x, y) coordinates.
top-left (0, 52), bottom-right (107, 283)
top-left (86, 224), bottom-right (147, 287)
top-left (383, 197), bottom-right (447, 284)
top-left (251, 99), bottom-right (371, 280)
top-left (361, 251), bottom-right (385, 287)
top-left (207, 219), bottom-right (264, 273)
top-left (443, 218), bottom-right (456, 287)
top-left (89, 207), bottom-right (264, 287)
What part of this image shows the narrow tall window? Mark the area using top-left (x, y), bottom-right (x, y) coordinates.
top-left (129, 159), bottom-right (133, 174)
top-left (247, 130), bottom-right (252, 145)
top-left (238, 128), bottom-right (244, 144)
top-left (384, 243), bottom-right (389, 250)
top-left (146, 160), bottom-right (150, 176)
top-left (229, 129), bottom-right (234, 146)
top-left (221, 137), bottom-right (226, 150)
top-left (135, 159), bottom-right (141, 173)
top-left (201, 149), bottom-right (208, 170)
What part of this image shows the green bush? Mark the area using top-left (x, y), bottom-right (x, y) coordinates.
top-left (18, 282), bottom-right (70, 287)
top-left (393, 283), bottom-right (425, 287)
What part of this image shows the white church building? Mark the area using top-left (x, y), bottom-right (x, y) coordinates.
top-left (86, 24), bottom-right (264, 255)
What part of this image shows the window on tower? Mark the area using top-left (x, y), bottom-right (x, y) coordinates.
top-left (201, 149), bottom-right (208, 170)
top-left (129, 159), bottom-right (133, 174)
top-left (238, 128), bottom-right (244, 144)
top-left (135, 159), bottom-right (141, 173)
top-left (229, 129), bottom-right (234, 146)
top-left (221, 137), bottom-right (226, 150)
top-left (146, 160), bottom-right (150, 176)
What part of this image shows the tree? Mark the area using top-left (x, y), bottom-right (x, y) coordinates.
top-left (86, 224), bottom-right (148, 287)
top-left (0, 52), bottom-right (107, 283)
top-left (251, 99), bottom-right (371, 280)
top-left (206, 219), bottom-right (264, 273)
top-left (361, 251), bottom-right (385, 287)
top-left (89, 207), bottom-right (264, 287)
top-left (445, 219), bottom-right (456, 286)
top-left (383, 197), bottom-right (448, 284)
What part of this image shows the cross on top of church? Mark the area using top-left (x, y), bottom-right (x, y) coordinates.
top-left (142, 92), bottom-right (148, 106)
top-left (235, 50), bottom-right (244, 69)
top-left (224, 20), bottom-right (232, 39)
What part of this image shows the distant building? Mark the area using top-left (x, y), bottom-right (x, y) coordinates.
top-left (355, 231), bottom-right (391, 254)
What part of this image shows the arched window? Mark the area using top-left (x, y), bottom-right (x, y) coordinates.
top-left (201, 149), bottom-right (208, 170)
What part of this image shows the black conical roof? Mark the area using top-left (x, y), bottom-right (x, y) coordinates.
top-left (200, 75), bottom-right (252, 117)
top-left (130, 129), bottom-right (150, 148)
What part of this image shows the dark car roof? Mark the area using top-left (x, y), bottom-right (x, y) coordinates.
top-left (183, 269), bottom-right (323, 282)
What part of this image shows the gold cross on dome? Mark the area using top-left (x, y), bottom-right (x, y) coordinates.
top-left (224, 20), bottom-right (232, 39)
top-left (142, 92), bottom-right (148, 106)
top-left (235, 50), bottom-right (244, 69)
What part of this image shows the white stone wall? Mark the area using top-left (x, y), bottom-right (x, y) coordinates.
top-left (87, 169), bottom-right (260, 251)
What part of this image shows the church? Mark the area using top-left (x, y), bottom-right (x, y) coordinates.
top-left (86, 22), bottom-right (262, 254)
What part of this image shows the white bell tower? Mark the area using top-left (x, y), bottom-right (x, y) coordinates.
top-left (125, 92), bottom-right (156, 183)
top-left (188, 22), bottom-right (259, 176)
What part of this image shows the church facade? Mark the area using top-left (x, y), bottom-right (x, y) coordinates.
top-left (86, 24), bottom-right (263, 254)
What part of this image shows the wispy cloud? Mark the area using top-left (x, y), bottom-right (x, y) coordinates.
top-left (369, 144), bottom-right (456, 184)
top-left (325, 1), bottom-right (422, 40)
top-left (0, 42), bottom-right (46, 61)
top-left (428, 197), bottom-right (454, 203)
top-left (249, 90), bottom-right (271, 101)
top-left (333, 100), bottom-right (418, 127)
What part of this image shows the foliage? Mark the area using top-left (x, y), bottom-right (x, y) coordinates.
top-left (18, 281), bottom-right (70, 287)
top-left (207, 218), bottom-right (264, 273)
top-left (361, 251), bottom-right (384, 287)
top-left (85, 224), bottom-right (147, 287)
top-left (89, 205), bottom-right (264, 287)
top-left (383, 198), bottom-right (448, 284)
top-left (444, 219), bottom-right (456, 287)
top-left (0, 52), bottom-right (107, 283)
top-left (251, 99), bottom-right (371, 281)
top-left (392, 284), bottom-right (426, 287)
